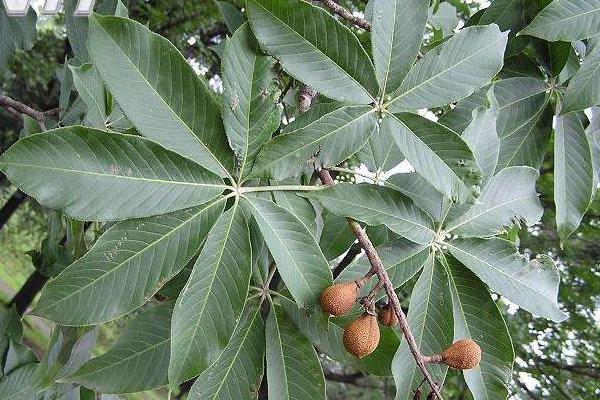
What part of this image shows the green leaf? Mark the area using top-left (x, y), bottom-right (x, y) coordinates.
top-left (4, 341), bottom-right (37, 375)
top-left (392, 257), bottom-right (453, 399)
top-left (385, 25), bottom-right (507, 112)
top-left (187, 301), bottom-right (265, 400)
top-left (493, 78), bottom-right (551, 171)
top-left (562, 36), bottom-right (600, 113)
top-left (0, 364), bottom-right (43, 400)
top-left (519, 0), bottom-right (600, 41)
top-left (88, 14), bottom-right (234, 178)
top-left (446, 166), bottom-right (543, 237)
top-left (70, 64), bottom-right (107, 128)
top-left (554, 113), bottom-right (595, 243)
top-left (447, 238), bottom-right (566, 321)
top-left (319, 211), bottom-right (356, 260)
top-left (266, 304), bottom-right (326, 400)
top-left (272, 186), bottom-right (317, 237)
top-left (33, 199), bottom-right (225, 325)
top-left (246, 0), bottom-right (378, 104)
top-left (479, 0), bottom-right (537, 33)
top-left (385, 173), bottom-right (449, 222)
top-left (372, 0), bottom-right (428, 94)
top-left (357, 122), bottom-right (403, 174)
top-left (242, 197), bottom-right (332, 308)
top-left (67, 303), bottom-right (172, 393)
top-left (386, 113), bottom-right (482, 203)
top-left (216, 1), bottom-right (244, 33)
top-left (443, 255), bottom-right (514, 400)
top-left (169, 203), bottom-right (252, 386)
top-left (0, 127), bottom-right (225, 221)
top-left (0, 1), bottom-right (36, 71)
top-left (304, 183), bottom-right (435, 244)
top-left (251, 105), bottom-right (377, 180)
top-left (337, 237), bottom-right (430, 296)
top-left (429, 2), bottom-right (458, 35)
top-left (461, 91), bottom-right (499, 183)
top-left (437, 88), bottom-right (489, 133)
top-left (223, 24), bottom-right (281, 180)
top-left (281, 297), bottom-right (399, 376)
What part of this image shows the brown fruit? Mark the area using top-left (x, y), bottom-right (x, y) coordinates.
top-left (441, 339), bottom-right (482, 369)
top-left (320, 281), bottom-right (359, 316)
top-left (343, 313), bottom-right (380, 358)
top-left (377, 305), bottom-right (399, 327)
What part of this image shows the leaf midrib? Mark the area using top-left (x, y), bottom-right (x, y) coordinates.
top-left (1, 161), bottom-right (226, 189)
top-left (385, 32), bottom-right (504, 109)
top-left (34, 198), bottom-right (225, 316)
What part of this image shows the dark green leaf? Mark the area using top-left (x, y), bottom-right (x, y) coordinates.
top-left (242, 197), bottom-right (332, 308)
top-left (266, 304), bottom-right (326, 400)
top-left (562, 36), bottom-right (600, 113)
top-left (0, 127), bottom-right (226, 221)
top-left (170, 203), bottom-right (252, 386)
top-left (187, 301), bottom-right (265, 400)
top-left (246, 0), bottom-right (378, 104)
top-left (33, 199), bottom-right (224, 325)
top-left (372, 0), bottom-right (428, 94)
top-left (68, 303), bottom-right (172, 393)
top-left (304, 183), bottom-right (435, 243)
top-left (223, 23), bottom-right (281, 180)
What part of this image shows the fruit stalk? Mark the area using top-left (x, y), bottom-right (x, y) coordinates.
top-left (317, 168), bottom-right (444, 400)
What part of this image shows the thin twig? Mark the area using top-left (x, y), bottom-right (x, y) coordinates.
top-left (317, 169), bottom-right (443, 400)
top-left (0, 93), bottom-right (48, 130)
top-left (320, 0), bottom-right (371, 31)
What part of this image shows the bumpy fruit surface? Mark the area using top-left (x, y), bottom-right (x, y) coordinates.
top-left (320, 281), bottom-right (359, 316)
top-left (343, 313), bottom-right (380, 359)
top-left (377, 305), bottom-right (399, 327)
top-left (441, 339), bottom-right (481, 369)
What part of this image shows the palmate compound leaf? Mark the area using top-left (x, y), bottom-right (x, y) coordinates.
top-left (445, 166), bottom-right (543, 237)
top-left (392, 256), bottom-right (454, 400)
top-left (303, 182), bottom-right (435, 244)
top-left (88, 14), bottom-right (234, 178)
top-left (384, 24), bottom-right (507, 112)
top-left (442, 255), bottom-right (514, 400)
top-left (385, 173), bottom-right (450, 222)
top-left (385, 113), bottom-right (483, 203)
top-left (67, 302), bottom-right (172, 394)
top-left (32, 198), bottom-right (225, 325)
top-left (448, 238), bottom-right (567, 322)
top-left (554, 112), bottom-right (595, 244)
top-left (242, 197), bottom-right (333, 308)
top-left (0, 127), bottom-right (226, 222)
top-left (371, 0), bottom-right (428, 95)
top-left (266, 304), bottom-right (326, 400)
top-left (187, 300), bottom-right (265, 400)
top-left (519, 0), bottom-right (600, 42)
top-left (222, 23), bottom-right (281, 181)
top-left (246, 0), bottom-right (378, 104)
top-left (169, 202), bottom-right (252, 387)
top-left (250, 104), bottom-right (378, 181)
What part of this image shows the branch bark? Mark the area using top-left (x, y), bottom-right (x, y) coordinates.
top-left (0, 93), bottom-right (48, 130)
top-left (317, 169), bottom-right (443, 399)
top-left (320, 0), bottom-right (371, 31)
top-left (0, 190), bottom-right (28, 230)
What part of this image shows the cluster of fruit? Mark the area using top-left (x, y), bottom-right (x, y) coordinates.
top-left (320, 279), bottom-right (482, 370)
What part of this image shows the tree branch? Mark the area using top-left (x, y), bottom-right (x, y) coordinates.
top-left (317, 169), bottom-right (443, 399)
top-left (320, 0), bottom-right (371, 31)
top-left (0, 93), bottom-right (49, 130)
